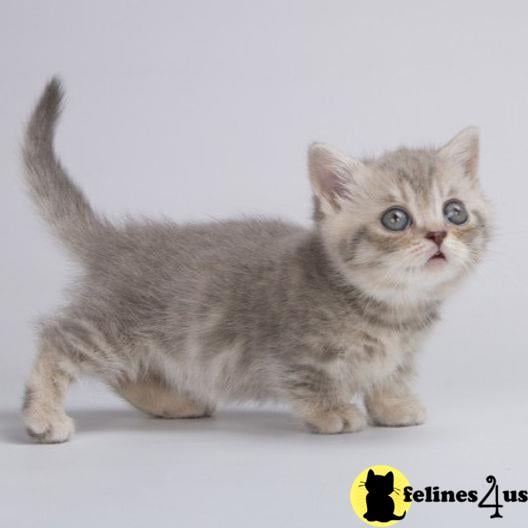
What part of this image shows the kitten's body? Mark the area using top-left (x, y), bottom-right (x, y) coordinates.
top-left (22, 80), bottom-right (491, 442)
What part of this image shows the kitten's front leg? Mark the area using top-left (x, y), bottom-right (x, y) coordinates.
top-left (365, 366), bottom-right (426, 427)
top-left (285, 365), bottom-right (367, 434)
top-left (298, 401), bottom-right (367, 434)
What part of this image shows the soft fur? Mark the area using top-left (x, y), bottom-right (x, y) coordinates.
top-left (21, 79), bottom-right (491, 442)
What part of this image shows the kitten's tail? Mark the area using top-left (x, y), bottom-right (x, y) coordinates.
top-left (23, 78), bottom-right (108, 259)
top-left (391, 512), bottom-right (406, 520)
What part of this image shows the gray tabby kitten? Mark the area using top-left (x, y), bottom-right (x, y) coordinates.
top-left (22, 79), bottom-right (491, 443)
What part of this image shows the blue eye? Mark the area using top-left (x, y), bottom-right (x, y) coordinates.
top-left (443, 200), bottom-right (468, 225)
top-left (380, 207), bottom-right (411, 231)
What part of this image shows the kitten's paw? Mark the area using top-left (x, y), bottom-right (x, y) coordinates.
top-left (340, 404), bottom-right (369, 432)
top-left (303, 404), bottom-right (367, 434)
top-left (367, 396), bottom-right (427, 427)
top-left (24, 408), bottom-right (75, 443)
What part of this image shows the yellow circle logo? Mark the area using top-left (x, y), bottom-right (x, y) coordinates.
top-left (350, 465), bottom-right (411, 526)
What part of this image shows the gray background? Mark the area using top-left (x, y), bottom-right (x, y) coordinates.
top-left (1, 1), bottom-right (527, 526)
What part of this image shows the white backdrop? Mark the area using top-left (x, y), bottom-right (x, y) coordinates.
top-left (1, 1), bottom-right (527, 527)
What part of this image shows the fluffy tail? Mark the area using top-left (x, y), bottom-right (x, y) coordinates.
top-left (23, 78), bottom-right (106, 258)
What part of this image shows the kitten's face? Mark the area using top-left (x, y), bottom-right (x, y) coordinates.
top-left (309, 128), bottom-right (491, 303)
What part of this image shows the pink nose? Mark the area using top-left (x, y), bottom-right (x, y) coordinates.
top-left (426, 230), bottom-right (447, 247)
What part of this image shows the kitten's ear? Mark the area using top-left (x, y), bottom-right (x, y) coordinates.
top-left (439, 127), bottom-right (480, 180)
top-left (386, 471), bottom-right (394, 486)
top-left (308, 143), bottom-right (365, 216)
top-left (367, 469), bottom-right (375, 479)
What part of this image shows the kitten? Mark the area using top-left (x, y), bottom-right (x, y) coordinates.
top-left (363, 469), bottom-right (406, 522)
top-left (22, 79), bottom-right (491, 443)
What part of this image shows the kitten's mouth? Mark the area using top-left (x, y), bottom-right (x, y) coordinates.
top-left (428, 251), bottom-right (446, 262)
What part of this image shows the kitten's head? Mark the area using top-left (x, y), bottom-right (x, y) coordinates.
top-left (309, 128), bottom-right (491, 304)
top-left (364, 469), bottom-right (394, 494)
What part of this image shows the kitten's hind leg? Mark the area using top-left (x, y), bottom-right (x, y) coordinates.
top-left (23, 328), bottom-right (77, 443)
top-left (23, 318), bottom-right (128, 443)
top-left (116, 374), bottom-right (214, 419)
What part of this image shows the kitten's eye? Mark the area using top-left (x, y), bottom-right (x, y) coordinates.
top-left (380, 207), bottom-right (411, 231)
top-left (443, 200), bottom-right (468, 225)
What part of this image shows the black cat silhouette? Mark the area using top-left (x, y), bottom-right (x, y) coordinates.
top-left (363, 469), bottom-right (406, 522)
